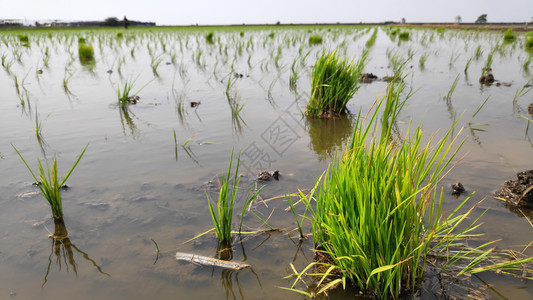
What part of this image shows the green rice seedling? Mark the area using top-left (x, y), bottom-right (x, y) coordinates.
top-left (1, 53), bottom-right (7, 67)
top-left (289, 56), bottom-right (299, 91)
top-left (419, 53), bottom-right (428, 69)
top-left (474, 45), bottom-right (483, 59)
top-left (287, 95), bottom-right (533, 298)
top-left (117, 76), bottom-right (138, 109)
top-left (526, 36), bottom-right (533, 51)
top-left (35, 108), bottom-right (47, 148)
top-left (381, 80), bottom-right (410, 138)
top-left (398, 31), bottom-right (409, 41)
top-left (365, 28), bottom-right (378, 48)
top-left (449, 52), bottom-right (460, 67)
top-left (151, 54), bottom-right (163, 76)
top-left (18, 34), bottom-right (29, 47)
top-left (464, 56), bottom-right (473, 74)
top-left (503, 28), bottom-right (516, 43)
top-left (524, 55), bottom-right (533, 70)
top-left (12, 143), bottom-right (89, 220)
top-left (468, 96), bottom-right (490, 130)
top-left (206, 150), bottom-right (262, 246)
top-left (306, 49), bottom-right (368, 117)
top-left (63, 69), bottom-right (74, 96)
top-left (481, 51), bottom-right (494, 77)
top-left (308, 35), bottom-right (323, 46)
top-left (444, 74), bottom-right (460, 100)
top-left (78, 42), bottom-right (95, 65)
top-left (286, 194), bottom-right (305, 240)
top-left (513, 81), bottom-right (532, 103)
top-left (117, 76), bottom-right (152, 109)
top-left (205, 32), bottom-right (214, 44)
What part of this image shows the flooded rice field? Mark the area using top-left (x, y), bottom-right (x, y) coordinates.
top-left (1, 26), bottom-right (533, 299)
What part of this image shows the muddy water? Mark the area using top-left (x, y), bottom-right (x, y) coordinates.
top-left (1, 27), bottom-right (533, 299)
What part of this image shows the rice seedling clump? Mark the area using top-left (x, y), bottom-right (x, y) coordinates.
top-left (205, 32), bottom-right (214, 44)
top-left (18, 34), bottom-right (29, 46)
top-left (306, 49), bottom-right (367, 117)
top-left (308, 35), bottom-right (323, 45)
top-left (503, 28), bottom-right (516, 42)
top-left (398, 31), bottom-right (409, 40)
top-left (526, 36), bottom-right (533, 50)
top-left (78, 38), bottom-right (95, 64)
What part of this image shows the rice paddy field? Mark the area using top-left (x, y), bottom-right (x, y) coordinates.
top-left (1, 25), bottom-right (533, 299)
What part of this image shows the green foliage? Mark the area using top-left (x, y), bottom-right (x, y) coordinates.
top-left (78, 38), bottom-right (95, 65)
top-left (526, 36), bottom-right (533, 51)
top-left (306, 49), bottom-right (367, 117)
top-left (18, 34), bottom-right (29, 46)
top-left (206, 151), bottom-right (263, 245)
top-left (308, 35), bottom-right (323, 45)
top-left (205, 32), bottom-right (214, 44)
top-left (503, 28), bottom-right (516, 42)
top-left (365, 28), bottom-right (378, 48)
top-left (398, 31), bottom-right (409, 41)
top-left (296, 97), bottom-right (466, 297)
top-left (13, 144), bottom-right (89, 219)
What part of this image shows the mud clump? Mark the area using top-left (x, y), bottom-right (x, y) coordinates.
top-left (495, 170), bottom-right (533, 208)
top-left (257, 170), bottom-right (279, 181)
top-left (360, 73), bottom-right (378, 83)
top-left (479, 73), bottom-right (495, 85)
top-left (451, 182), bottom-right (465, 197)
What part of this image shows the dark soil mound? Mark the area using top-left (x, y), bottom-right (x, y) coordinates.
top-left (495, 170), bottom-right (533, 207)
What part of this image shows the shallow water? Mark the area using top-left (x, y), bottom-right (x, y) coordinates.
top-left (1, 26), bottom-right (533, 299)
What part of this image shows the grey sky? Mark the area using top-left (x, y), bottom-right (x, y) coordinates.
top-left (2, 0), bottom-right (532, 25)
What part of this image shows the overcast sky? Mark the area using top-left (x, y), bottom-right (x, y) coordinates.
top-left (2, 0), bottom-right (532, 25)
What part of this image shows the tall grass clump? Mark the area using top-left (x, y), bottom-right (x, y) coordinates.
top-left (206, 151), bottom-right (262, 246)
top-left (309, 35), bottom-right (323, 45)
top-left (306, 49), bottom-right (367, 117)
top-left (205, 32), bottom-right (214, 44)
top-left (526, 36), bottom-right (533, 51)
top-left (503, 28), bottom-right (516, 43)
top-left (288, 94), bottom-right (533, 298)
top-left (398, 31), bottom-right (409, 41)
top-left (365, 28), bottom-right (378, 48)
top-left (78, 38), bottom-right (95, 65)
top-left (12, 144), bottom-right (89, 220)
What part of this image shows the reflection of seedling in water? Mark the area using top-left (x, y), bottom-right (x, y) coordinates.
top-left (35, 108), bottom-right (48, 150)
top-left (62, 68), bottom-right (75, 96)
top-left (12, 143), bottom-right (89, 221)
top-left (42, 219), bottom-right (109, 287)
